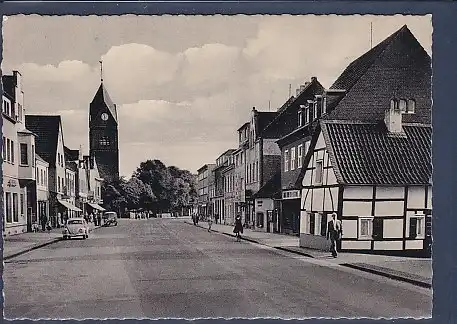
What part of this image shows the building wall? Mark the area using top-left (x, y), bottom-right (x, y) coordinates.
top-left (36, 159), bottom-right (49, 225)
top-left (223, 166), bottom-right (236, 225)
top-left (3, 99), bottom-right (28, 235)
top-left (299, 128), bottom-right (432, 254)
top-left (300, 130), bottom-right (341, 250)
top-left (254, 198), bottom-right (274, 230)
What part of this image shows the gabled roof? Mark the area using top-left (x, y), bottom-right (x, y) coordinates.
top-left (64, 146), bottom-right (79, 162)
top-left (326, 25), bottom-right (431, 123)
top-left (321, 120), bottom-right (431, 185)
top-left (257, 111), bottom-right (277, 133)
top-left (66, 160), bottom-right (78, 172)
top-left (261, 78), bottom-right (325, 139)
top-left (2, 75), bottom-right (15, 99)
top-left (91, 83), bottom-right (117, 122)
top-left (35, 154), bottom-right (49, 166)
top-left (253, 170), bottom-right (281, 199)
top-left (25, 115), bottom-right (62, 165)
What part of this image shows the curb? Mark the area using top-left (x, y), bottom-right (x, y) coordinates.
top-left (3, 237), bottom-right (62, 261)
top-left (186, 220), bottom-right (431, 289)
top-left (341, 263), bottom-right (432, 289)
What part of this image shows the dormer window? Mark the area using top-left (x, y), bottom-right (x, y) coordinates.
top-left (298, 110), bottom-right (303, 127)
top-left (399, 99), bottom-right (407, 112)
top-left (407, 99), bottom-right (416, 114)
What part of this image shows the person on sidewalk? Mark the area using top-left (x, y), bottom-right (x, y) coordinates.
top-left (327, 213), bottom-right (343, 258)
top-left (233, 215), bottom-right (243, 242)
top-left (207, 216), bottom-right (213, 232)
top-left (40, 214), bottom-right (47, 232)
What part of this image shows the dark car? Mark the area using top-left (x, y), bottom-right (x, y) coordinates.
top-left (103, 212), bottom-right (118, 226)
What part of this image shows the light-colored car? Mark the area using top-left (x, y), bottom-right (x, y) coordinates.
top-left (63, 218), bottom-right (89, 239)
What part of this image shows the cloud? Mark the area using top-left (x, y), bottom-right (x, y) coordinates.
top-left (2, 15), bottom-right (432, 176)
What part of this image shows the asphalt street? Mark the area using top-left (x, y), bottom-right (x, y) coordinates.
top-left (3, 218), bottom-right (432, 319)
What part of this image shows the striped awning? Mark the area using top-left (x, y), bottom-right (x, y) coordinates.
top-left (87, 202), bottom-right (106, 211)
top-left (58, 199), bottom-right (82, 212)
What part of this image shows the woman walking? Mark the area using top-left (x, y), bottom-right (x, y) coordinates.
top-left (207, 216), bottom-right (213, 232)
top-left (233, 215), bottom-right (243, 242)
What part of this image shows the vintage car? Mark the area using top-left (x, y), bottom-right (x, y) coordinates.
top-left (103, 211), bottom-right (118, 226)
top-left (63, 218), bottom-right (89, 239)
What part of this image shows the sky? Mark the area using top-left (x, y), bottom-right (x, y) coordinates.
top-left (2, 15), bottom-right (432, 177)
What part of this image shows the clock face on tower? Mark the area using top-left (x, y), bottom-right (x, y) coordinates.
top-left (101, 113), bottom-right (109, 121)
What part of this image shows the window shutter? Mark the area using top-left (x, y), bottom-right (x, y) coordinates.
top-left (372, 218), bottom-right (383, 239)
top-left (310, 213), bottom-right (315, 235)
top-left (409, 217), bottom-right (418, 239)
top-left (320, 214), bottom-right (327, 236)
top-left (425, 214), bottom-right (432, 237)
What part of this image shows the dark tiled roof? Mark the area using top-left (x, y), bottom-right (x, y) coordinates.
top-left (91, 83), bottom-right (117, 122)
top-left (253, 171), bottom-right (281, 199)
top-left (321, 120), bottom-right (431, 185)
top-left (326, 25), bottom-right (432, 124)
top-left (64, 146), bottom-right (79, 162)
top-left (66, 161), bottom-right (78, 172)
top-left (25, 115), bottom-right (61, 165)
top-left (257, 112), bottom-right (277, 133)
top-left (261, 79), bottom-right (325, 139)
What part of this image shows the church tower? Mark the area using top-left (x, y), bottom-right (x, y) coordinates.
top-left (89, 61), bottom-right (119, 182)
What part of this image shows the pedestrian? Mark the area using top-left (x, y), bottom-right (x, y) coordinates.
top-left (215, 214), bottom-right (219, 225)
top-left (233, 214), bottom-right (243, 242)
top-left (41, 214), bottom-right (47, 232)
top-left (327, 213), bottom-right (343, 258)
top-left (207, 216), bottom-right (213, 232)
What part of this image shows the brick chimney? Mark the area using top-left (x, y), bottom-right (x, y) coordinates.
top-left (385, 99), bottom-right (404, 133)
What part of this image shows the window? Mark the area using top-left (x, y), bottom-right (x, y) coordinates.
top-left (6, 139), bottom-right (10, 162)
top-left (5, 192), bottom-right (12, 223)
top-left (409, 213), bottom-right (426, 239)
top-left (315, 160), bottom-right (323, 184)
top-left (399, 99), bottom-right (407, 112)
top-left (13, 193), bottom-right (18, 222)
top-left (297, 144), bottom-right (303, 168)
top-left (309, 213), bottom-right (315, 234)
top-left (58, 176), bottom-right (61, 192)
top-left (100, 137), bottom-right (111, 146)
top-left (407, 99), bottom-right (416, 114)
top-left (11, 140), bottom-right (14, 164)
top-left (20, 143), bottom-right (28, 165)
top-left (2, 136), bottom-right (5, 160)
top-left (40, 169), bottom-right (44, 186)
top-left (314, 213), bottom-right (322, 236)
top-left (291, 147), bottom-right (296, 170)
top-left (298, 110), bottom-right (303, 127)
top-left (284, 150), bottom-right (289, 172)
top-left (372, 217), bottom-right (384, 240)
top-left (20, 193), bottom-right (24, 215)
top-left (18, 103), bottom-right (23, 121)
top-left (390, 99), bottom-right (398, 110)
top-left (359, 217), bottom-right (373, 239)
top-left (256, 161), bottom-right (259, 182)
top-left (45, 170), bottom-right (47, 186)
top-left (31, 145), bottom-right (35, 167)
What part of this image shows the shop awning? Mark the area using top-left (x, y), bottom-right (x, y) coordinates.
top-left (58, 199), bottom-right (82, 212)
top-left (87, 202), bottom-right (106, 211)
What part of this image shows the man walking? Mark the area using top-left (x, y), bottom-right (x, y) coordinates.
top-left (327, 213), bottom-right (343, 258)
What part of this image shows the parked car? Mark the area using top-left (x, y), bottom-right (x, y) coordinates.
top-left (103, 211), bottom-right (118, 226)
top-left (63, 218), bottom-right (89, 239)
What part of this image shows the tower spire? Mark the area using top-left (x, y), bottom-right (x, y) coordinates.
top-left (99, 60), bottom-right (103, 83)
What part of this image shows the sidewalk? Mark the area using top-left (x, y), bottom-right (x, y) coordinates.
top-left (187, 220), bottom-right (432, 289)
top-left (3, 223), bottom-right (102, 261)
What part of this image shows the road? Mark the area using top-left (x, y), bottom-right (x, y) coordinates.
top-left (4, 218), bottom-right (432, 319)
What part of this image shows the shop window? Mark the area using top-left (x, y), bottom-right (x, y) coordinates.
top-left (309, 213), bottom-right (315, 234)
top-left (20, 193), bottom-right (24, 215)
top-left (359, 217), bottom-right (373, 239)
top-left (256, 212), bottom-right (264, 228)
top-left (320, 214), bottom-right (328, 236)
top-left (5, 192), bottom-right (12, 223)
top-left (13, 193), bottom-right (18, 222)
top-left (314, 213), bottom-right (322, 235)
